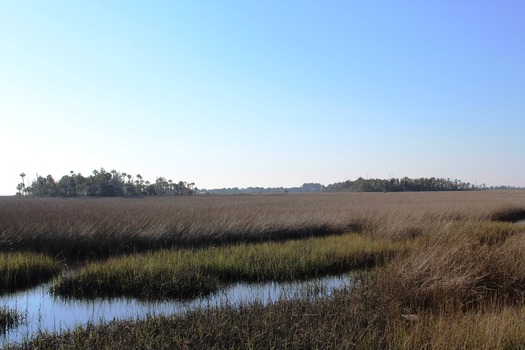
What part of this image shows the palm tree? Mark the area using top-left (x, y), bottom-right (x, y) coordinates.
top-left (136, 174), bottom-right (143, 193)
top-left (19, 173), bottom-right (26, 195)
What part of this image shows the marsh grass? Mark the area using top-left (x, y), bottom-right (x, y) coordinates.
top-left (54, 233), bottom-right (406, 300)
top-left (15, 293), bottom-right (525, 349)
top-left (0, 306), bottom-right (22, 334)
top-left (383, 305), bottom-right (525, 349)
top-left (3, 191), bottom-right (525, 348)
top-left (0, 252), bottom-right (60, 293)
top-left (0, 195), bottom-right (365, 259)
top-left (15, 286), bottom-right (372, 350)
top-left (2, 191), bottom-right (524, 259)
top-left (371, 219), bottom-right (525, 314)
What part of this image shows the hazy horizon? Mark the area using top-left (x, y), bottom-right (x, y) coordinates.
top-left (1, 1), bottom-right (524, 195)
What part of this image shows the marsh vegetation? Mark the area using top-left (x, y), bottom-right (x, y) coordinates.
top-left (0, 252), bottom-right (59, 293)
top-left (1, 191), bottom-right (525, 348)
top-left (54, 233), bottom-right (402, 300)
top-left (0, 306), bottom-right (22, 334)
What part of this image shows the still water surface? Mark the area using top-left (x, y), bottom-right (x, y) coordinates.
top-left (0, 274), bottom-right (352, 345)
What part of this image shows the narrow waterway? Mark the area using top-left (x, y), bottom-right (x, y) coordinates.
top-left (0, 274), bottom-right (353, 345)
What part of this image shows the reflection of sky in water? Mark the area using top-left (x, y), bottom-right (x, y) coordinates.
top-left (515, 219), bottom-right (525, 226)
top-left (0, 274), bottom-right (352, 346)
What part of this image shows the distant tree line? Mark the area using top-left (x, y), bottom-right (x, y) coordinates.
top-left (201, 177), bottom-right (494, 195)
top-left (16, 168), bottom-right (195, 197)
top-left (201, 183), bottom-right (323, 195)
top-left (326, 177), bottom-right (483, 192)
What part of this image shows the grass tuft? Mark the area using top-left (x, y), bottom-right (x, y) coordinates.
top-left (0, 252), bottom-right (60, 293)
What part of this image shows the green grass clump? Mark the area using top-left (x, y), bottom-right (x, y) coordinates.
top-left (55, 233), bottom-right (406, 300)
top-left (0, 252), bottom-right (60, 293)
top-left (55, 261), bottom-right (220, 300)
top-left (201, 233), bottom-right (405, 281)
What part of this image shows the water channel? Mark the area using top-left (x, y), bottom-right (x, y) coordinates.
top-left (0, 274), bottom-right (353, 346)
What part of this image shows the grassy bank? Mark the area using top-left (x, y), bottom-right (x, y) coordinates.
top-left (0, 252), bottom-right (60, 293)
top-left (54, 233), bottom-right (406, 300)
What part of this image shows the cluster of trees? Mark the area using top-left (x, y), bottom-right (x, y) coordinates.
top-left (326, 177), bottom-right (483, 192)
top-left (16, 169), bottom-right (195, 197)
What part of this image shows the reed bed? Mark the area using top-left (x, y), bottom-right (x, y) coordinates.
top-left (2, 191), bottom-right (525, 348)
top-left (54, 233), bottom-right (406, 300)
top-left (1, 191), bottom-right (524, 259)
top-left (0, 252), bottom-right (59, 293)
top-left (372, 220), bottom-right (525, 313)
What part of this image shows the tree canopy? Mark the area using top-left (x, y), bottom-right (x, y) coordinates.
top-left (16, 168), bottom-right (195, 197)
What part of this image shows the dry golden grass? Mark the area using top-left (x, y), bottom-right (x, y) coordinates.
top-left (1, 191), bottom-right (524, 259)
top-left (373, 219), bottom-right (525, 313)
top-left (384, 305), bottom-right (525, 349)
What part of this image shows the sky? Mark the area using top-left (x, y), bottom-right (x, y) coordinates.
top-left (1, 1), bottom-right (524, 194)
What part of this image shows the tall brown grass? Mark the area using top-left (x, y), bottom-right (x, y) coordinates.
top-left (373, 220), bottom-right (525, 313)
top-left (1, 191), bottom-right (524, 259)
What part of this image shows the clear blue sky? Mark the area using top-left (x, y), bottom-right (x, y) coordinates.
top-left (1, 1), bottom-right (524, 194)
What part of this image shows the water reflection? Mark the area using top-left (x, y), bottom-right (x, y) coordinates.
top-left (0, 274), bottom-right (352, 345)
